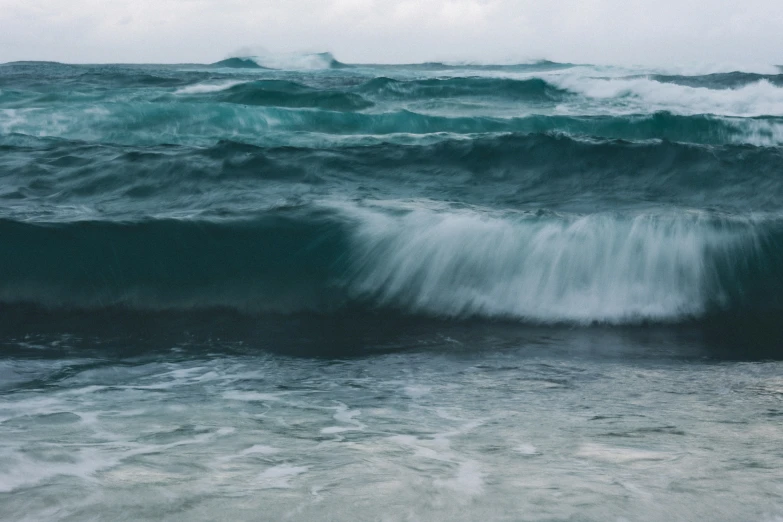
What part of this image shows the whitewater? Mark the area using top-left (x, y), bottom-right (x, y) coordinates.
top-left (1, 55), bottom-right (782, 521)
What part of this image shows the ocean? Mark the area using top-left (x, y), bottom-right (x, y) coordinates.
top-left (1, 54), bottom-right (782, 521)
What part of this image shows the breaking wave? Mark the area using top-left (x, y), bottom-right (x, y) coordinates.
top-left (1, 204), bottom-right (781, 324)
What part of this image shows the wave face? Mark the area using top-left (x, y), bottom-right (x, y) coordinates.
top-left (1, 207), bottom-right (781, 324)
top-left (1, 58), bottom-right (783, 326)
top-left (356, 77), bottom-right (568, 102)
top-left (208, 80), bottom-right (374, 110)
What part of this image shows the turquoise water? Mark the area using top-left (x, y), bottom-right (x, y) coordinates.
top-left (1, 56), bottom-right (782, 520)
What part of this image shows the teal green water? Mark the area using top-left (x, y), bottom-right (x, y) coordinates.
top-left (1, 56), bottom-right (782, 520)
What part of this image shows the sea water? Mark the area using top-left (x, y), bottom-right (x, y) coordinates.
top-left (1, 55), bottom-right (782, 520)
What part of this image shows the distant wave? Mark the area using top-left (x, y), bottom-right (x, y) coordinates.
top-left (3, 133), bottom-right (783, 216)
top-left (181, 76), bottom-right (565, 109)
top-left (248, 52), bottom-right (349, 70)
top-left (3, 101), bottom-right (782, 146)
top-left (210, 57), bottom-right (266, 69)
top-left (356, 76), bottom-right (568, 101)
top-left (378, 59), bottom-right (576, 72)
top-left (209, 80), bottom-right (373, 110)
top-left (551, 75), bottom-right (783, 117)
top-left (651, 72), bottom-right (783, 89)
top-left (0, 65), bottom-right (209, 89)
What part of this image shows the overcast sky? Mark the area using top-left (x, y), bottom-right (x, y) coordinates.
top-left (1, 0), bottom-right (782, 66)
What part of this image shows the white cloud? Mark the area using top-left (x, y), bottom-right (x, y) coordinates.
top-left (0, 0), bottom-right (781, 66)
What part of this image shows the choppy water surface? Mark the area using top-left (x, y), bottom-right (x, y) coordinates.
top-left (1, 55), bottom-right (782, 520)
top-left (2, 320), bottom-right (782, 521)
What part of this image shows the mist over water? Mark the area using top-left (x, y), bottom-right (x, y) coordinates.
top-left (1, 56), bottom-right (782, 521)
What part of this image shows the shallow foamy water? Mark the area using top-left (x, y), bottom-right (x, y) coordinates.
top-left (1, 326), bottom-right (781, 521)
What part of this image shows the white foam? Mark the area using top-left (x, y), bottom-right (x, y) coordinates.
top-left (65, 385), bottom-right (109, 395)
top-left (389, 434), bottom-right (455, 462)
top-left (576, 443), bottom-right (671, 463)
top-left (321, 402), bottom-right (365, 434)
top-left (645, 62), bottom-right (782, 76)
top-left (0, 108), bottom-right (29, 134)
top-left (222, 391), bottom-right (284, 402)
top-left (0, 447), bottom-right (116, 493)
top-left (513, 443), bottom-right (538, 455)
top-left (434, 460), bottom-right (485, 495)
top-left (240, 444), bottom-right (280, 455)
top-left (251, 52), bottom-right (339, 71)
top-left (342, 202), bottom-right (760, 324)
top-left (175, 80), bottom-right (245, 95)
top-left (0, 396), bottom-right (66, 418)
top-left (551, 75), bottom-right (783, 117)
top-left (404, 385), bottom-right (431, 398)
top-left (257, 465), bottom-right (309, 489)
top-left (726, 118), bottom-right (783, 146)
top-left (388, 414), bottom-right (486, 497)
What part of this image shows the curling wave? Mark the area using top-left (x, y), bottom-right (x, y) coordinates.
top-left (1, 205), bottom-right (781, 324)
